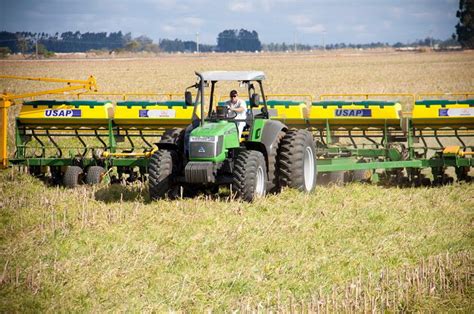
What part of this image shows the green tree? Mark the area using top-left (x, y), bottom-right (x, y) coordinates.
top-left (0, 47), bottom-right (11, 58)
top-left (217, 29), bottom-right (261, 52)
top-left (217, 29), bottom-right (238, 52)
top-left (125, 40), bottom-right (140, 52)
top-left (17, 37), bottom-right (30, 56)
top-left (455, 0), bottom-right (474, 48)
top-left (37, 43), bottom-right (55, 58)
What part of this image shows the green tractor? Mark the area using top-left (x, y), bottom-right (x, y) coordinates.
top-left (148, 71), bottom-right (317, 201)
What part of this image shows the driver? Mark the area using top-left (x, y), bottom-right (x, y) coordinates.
top-left (225, 90), bottom-right (247, 137)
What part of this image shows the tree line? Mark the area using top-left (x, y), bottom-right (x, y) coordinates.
top-left (0, 29), bottom-right (262, 55)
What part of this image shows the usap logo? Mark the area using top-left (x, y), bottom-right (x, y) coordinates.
top-left (44, 109), bottom-right (81, 118)
top-left (335, 109), bottom-right (372, 117)
top-left (198, 146), bottom-right (206, 153)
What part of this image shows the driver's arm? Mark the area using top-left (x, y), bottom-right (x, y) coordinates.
top-left (230, 100), bottom-right (246, 113)
top-left (231, 106), bottom-right (245, 113)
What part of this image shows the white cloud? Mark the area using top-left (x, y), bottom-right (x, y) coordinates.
top-left (383, 21), bottom-right (392, 29)
top-left (288, 13), bottom-right (325, 34)
top-left (260, 0), bottom-right (299, 12)
top-left (182, 17), bottom-right (204, 27)
top-left (160, 16), bottom-right (204, 35)
top-left (298, 24), bottom-right (326, 34)
top-left (412, 12), bottom-right (433, 19)
top-left (147, 0), bottom-right (193, 11)
top-left (390, 6), bottom-right (403, 19)
top-left (229, 1), bottom-right (253, 12)
top-left (354, 24), bottom-right (367, 32)
top-left (288, 14), bottom-right (312, 26)
top-left (161, 25), bottom-right (177, 33)
top-left (156, 0), bottom-right (178, 7)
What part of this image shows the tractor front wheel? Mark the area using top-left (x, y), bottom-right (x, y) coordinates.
top-left (149, 149), bottom-right (178, 200)
top-left (232, 150), bottom-right (267, 201)
top-left (278, 129), bottom-right (317, 192)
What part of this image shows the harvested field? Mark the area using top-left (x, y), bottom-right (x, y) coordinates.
top-left (1, 51), bottom-right (474, 95)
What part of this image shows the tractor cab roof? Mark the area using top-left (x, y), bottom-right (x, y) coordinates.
top-left (196, 71), bottom-right (265, 82)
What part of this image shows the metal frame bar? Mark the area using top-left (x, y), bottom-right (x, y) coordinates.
top-left (0, 75), bottom-right (97, 168)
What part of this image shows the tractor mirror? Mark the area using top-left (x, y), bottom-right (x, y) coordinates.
top-left (185, 91), bottom-right (193, 106)
top-left (250, 93), bottom-right (260, 107)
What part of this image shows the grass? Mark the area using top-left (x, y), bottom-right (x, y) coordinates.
top-left (0, 169), bottom-right (472, 311)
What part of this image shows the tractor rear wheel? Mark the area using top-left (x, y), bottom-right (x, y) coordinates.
top-left (232, 150), bottom-right (267, 201)
top-left (86, 166), bottom-right (105, 185)
top-left (278, 129), bottom-right (317, 192)
top-left (63, 166), bottom-right (83, 188)
top-left (149, 149), bottom-right (178, 200)
top-left (267, 131), bottom-right (285, 193)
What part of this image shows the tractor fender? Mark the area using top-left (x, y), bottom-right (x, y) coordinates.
top-left (156, 127), bottom-right (186, 151)
top-left (243, 141), bottom-right (266, 156)
top-left (259, 120), bottom-right (287, 155)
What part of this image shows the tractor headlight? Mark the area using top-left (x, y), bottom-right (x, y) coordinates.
top-left (189, 136), bottom-right (218, 143)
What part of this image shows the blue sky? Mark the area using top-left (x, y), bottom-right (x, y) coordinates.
top-left (0, 0), bottom-right (460, 45)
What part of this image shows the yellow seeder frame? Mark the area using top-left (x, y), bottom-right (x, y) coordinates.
top-left (0, 75), bottom-right (98, 168)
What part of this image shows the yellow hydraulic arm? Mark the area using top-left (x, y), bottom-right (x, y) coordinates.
top-left (0, 75), bottom-right (98, 168)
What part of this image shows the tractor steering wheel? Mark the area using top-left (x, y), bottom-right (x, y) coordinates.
top-left (212, 108), bottom-right (237, 120)
top-left (208, 107), bottom-right (238, 121)
top-left (225, 109), bottom-right (238, 119)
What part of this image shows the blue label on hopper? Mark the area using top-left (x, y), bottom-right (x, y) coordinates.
top-left (335, 109), bottom-right (372, 117)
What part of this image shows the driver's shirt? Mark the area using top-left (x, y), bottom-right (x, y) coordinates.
top-left (225, 99), bottom-right (247, 136)
top-left (225, 99), bottom-right (247, 120)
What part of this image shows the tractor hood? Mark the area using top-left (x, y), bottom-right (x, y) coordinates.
top-left (188, 121), bottom-right (240, 162)
top-left (190, 121), bottom-right (237, 137)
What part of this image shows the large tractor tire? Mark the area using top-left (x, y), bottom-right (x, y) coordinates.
top-left (232, 150), bottom-right (268, 202)
top-left (63, 166), bottom-right (83, 188)
top-left (86, 166), bottom-right (105, 185)
top-left (267, 131), bottom-right (286, 193)
top-left (278, 129), bottom-right (317, 192)
top-left (149, 149), bottom-right (178, 200)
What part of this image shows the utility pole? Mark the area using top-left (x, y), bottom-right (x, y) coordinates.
top-left (294, 32), bottom-right (297, 52)
top-left (196, 32), bottom-right (200, 54)
top-left (35, 38), bottom-right (38, 59)
top-left (429, 29), bottom-right (433, 49)
top-left (322, 31), bottom-right (326, 51)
